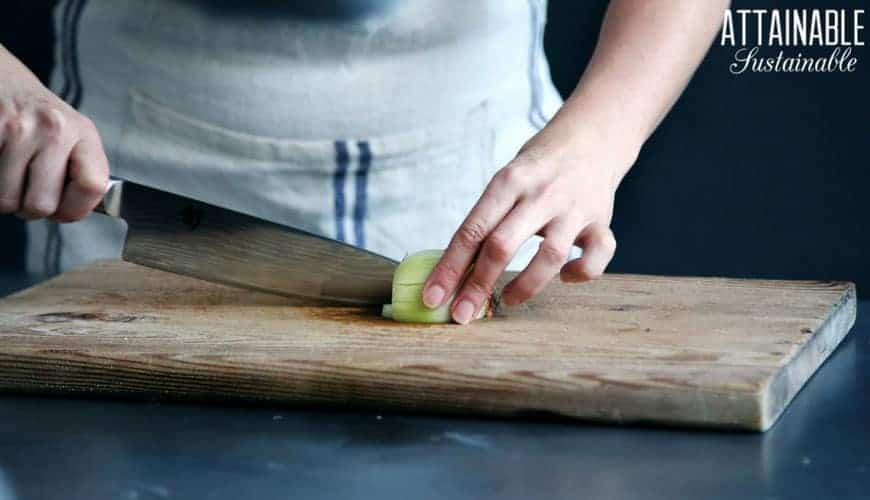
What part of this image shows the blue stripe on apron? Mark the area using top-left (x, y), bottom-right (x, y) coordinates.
top-left (58, 0), bottom-right (77, 101)
top-left (59, 0), bottom-right (86, 107)
top-left (353, 141), bottom-right (371, 249)
top-left (333, 141), bottom-right (350, 242)
top-left (68, 0), bottom-right (87, 108)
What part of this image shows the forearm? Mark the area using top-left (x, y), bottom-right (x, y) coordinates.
top-left (545, 0), bottom-right (728, 176)
top-left (0, 44), bottom-right (44, 89)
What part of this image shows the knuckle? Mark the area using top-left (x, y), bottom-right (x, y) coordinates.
top-left (585, 228), bottom-right (605, 248)
top-left (482, 232), bottom-right (513, 263)
top-left (436, 260), bottom-right (465, 286)
top-left (23, 197), bottom-right (57, 218)
top-left (0, 99), bottom-right (16, 121)
top-left (530, 180), bottom-right (561, 201)
top-left (37, 108), bottom-right (66, 132)
top-left (496, 165), bottom-right (527, 190)
top-left (78, 115), bottom-right (98, 135)
top-left (588, 226), bottom-right (614, 250)
top-left (493, 168), bottom-right (511, 187)
top-left (4, 116), bottom-right (25, 139)
top-left (516, 148), bottom-right (547, 169)
top-left (76, 177), bottom-right (107, 199)
top-left (454, 221), bottom-right (488, 250)
top-left (463, 275), bottom-right (493, 298)
top-left (538, 241), bottom-right (568, 265)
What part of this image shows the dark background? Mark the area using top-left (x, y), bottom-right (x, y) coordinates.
top-left (1, 1), bottom-right (867, 296)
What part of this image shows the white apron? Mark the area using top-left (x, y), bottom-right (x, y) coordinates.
top-left (28, 0), bottom-right (563, 274)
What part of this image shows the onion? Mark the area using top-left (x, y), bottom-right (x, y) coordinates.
top-left (382, 249), bottom-right (491, 324)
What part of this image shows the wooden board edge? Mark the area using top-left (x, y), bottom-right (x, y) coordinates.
top-left (1, 276), bottom-right (66, 303)
top-left (759, 282), bottom-right (858, 431)
top-left (1, 260), bottom-right (119, 301)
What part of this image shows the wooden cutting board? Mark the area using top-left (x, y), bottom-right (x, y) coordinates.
top-left (0, 260), bottom-right (856, 431)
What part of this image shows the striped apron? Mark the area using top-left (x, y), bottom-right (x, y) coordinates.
top-left (27, 0), bottom-right (563, 274)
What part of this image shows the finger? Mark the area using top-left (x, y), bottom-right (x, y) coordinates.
top-left (560, 222), bottom-right (616, 283)
top-left (19, 135), bottom-right (76, 220)
top-left (53, 130), bottom-right (109, 223)
top-left (501, 218), bottom-right (575, 306)
top-left (0, 115), bottom-right (37, 214)
top-left (451, 201), bottom-right (547, 324)
top-left (422, 168), bottom-right (522, 308)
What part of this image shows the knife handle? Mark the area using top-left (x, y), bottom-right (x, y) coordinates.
top-left (93, 179), bottom-right (124, 218)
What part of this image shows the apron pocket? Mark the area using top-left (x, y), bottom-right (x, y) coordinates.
top-left (116, 89), bottom-right (341, 238)
top-left (117, 89), bottom-right (497, 260)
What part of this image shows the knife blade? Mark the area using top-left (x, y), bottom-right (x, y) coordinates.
top-left (94, 179), bottom-right (397, 305)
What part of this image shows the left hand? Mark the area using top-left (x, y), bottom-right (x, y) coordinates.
top-left (417, 0), bottom-right (726, 324)
top-left (422, 121), bottom-right (637, 324)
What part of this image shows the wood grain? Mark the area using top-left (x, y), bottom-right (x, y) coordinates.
top-left (0, 260), bottom-right (856, 431)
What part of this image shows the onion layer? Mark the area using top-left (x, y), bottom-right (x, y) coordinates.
top-left (382, 250), bottom-right (489, 324)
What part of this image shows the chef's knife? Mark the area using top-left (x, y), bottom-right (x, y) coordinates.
top-left (94, 179), bottom-right (397, 304)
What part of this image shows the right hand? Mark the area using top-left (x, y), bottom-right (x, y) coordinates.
top-left (0, 77), bottom-right (109, 222)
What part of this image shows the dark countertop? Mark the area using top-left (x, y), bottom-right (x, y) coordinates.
top-left (0, 272), bottom-right (867, 500)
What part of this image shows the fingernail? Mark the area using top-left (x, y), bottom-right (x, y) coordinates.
top-left (453, 299), bottom-right (475, 325)
top-left (423, 284), bottom-right (445, 308)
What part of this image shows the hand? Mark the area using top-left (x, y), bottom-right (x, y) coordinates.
top-left (422, 120), bottom-right (637, 324)
top-left (0, 54), bottom-right (109, 222)
top-left (420, 0), bottom-right (725, 324)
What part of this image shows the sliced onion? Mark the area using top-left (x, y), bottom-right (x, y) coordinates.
top-left (382, 249), bottom-right (489, 324)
